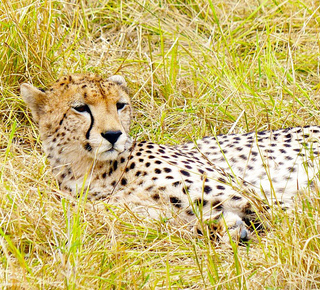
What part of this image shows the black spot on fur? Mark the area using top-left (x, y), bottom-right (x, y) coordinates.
top-left (284, 133), bottom-right (292, 138)
top-left (172, 181), bottom-right (181, 187)
top-left (129, 162), bottom-right (135, 169)
top-left (84, 143), bottom-right (92, 151)
top-left (218, 177), bottom-right (226, 183)
top-left (180, 170), bottom-right (190, 177)
top-left (152, 194), bottom-right (160, 200)
top-left (231, 196), bottom-right (242, 200)
top-left (288, 166), bottom-right (296, 173)
top-left (186, 209), bottom-right (194, 216)
top-left (121, 178), bottom-right (127, 186)
top-left (155, 169), bottom-right (161, 174)
top-left (113, 161), bottom-right (118, 171)
top-left (170, 196), bottom-right (182, 208)
top-left (161, 155), bottom-right (170, 159)
top-left (211, 200), bottom-right (223, 210)
top-left (216, 185), bottom-right (225, 190)
top-left (194, 198), bottom-right (208, 207)
top-left (182, 187), bottom-right (188, 194)
top-left (203, 185), bottom-right (212, 194)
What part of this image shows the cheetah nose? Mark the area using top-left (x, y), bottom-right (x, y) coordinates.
top-left (101, 130), bottom-right (122, 145)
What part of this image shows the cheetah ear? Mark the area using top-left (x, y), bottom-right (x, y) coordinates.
top-left (20, 83), bottom-right (48, 123)
top-left (107, 75), bottom-right (127, 87)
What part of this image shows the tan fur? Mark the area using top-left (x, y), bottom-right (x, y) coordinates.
top-left (22, 73), bottom-right (320, 243)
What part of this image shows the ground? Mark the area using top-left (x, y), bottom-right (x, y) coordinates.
top-left (1, 0), bottom-right (320, 288)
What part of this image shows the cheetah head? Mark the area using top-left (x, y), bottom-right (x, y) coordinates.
top-left (21, 74), bottom-right (132, 163)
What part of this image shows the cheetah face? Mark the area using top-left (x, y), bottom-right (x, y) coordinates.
top-left (20, 74), bottom-right (132, 162)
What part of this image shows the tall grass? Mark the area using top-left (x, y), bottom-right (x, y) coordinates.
top-left (1, 0), bottom-right (320, 288)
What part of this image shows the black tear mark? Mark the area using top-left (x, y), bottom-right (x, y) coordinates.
top-left (85, 108), bottom-right (94, 139)
top-left (59, 113), bottom-right (67, 126)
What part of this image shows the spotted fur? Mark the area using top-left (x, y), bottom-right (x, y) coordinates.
top-left (20, 74), bottom-right (320, 243)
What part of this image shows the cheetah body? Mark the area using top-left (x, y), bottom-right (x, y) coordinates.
top-left (21, 74), bottom-right (320, 242)
top-left (183, 127), bottom-right (320, 204)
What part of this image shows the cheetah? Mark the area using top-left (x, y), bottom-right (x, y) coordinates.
top-left (20, 74), bottom-right (320, 243)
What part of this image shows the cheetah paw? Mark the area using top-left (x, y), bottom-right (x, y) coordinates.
top-left (194, 212), bottom-right (250, 244)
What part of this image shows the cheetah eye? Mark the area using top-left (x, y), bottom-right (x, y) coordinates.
top-left (116, 102), bottom-right (127, 111)
top-left (72, 104), bottom-right (90, 113)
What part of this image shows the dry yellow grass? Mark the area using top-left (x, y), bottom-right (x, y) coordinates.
top-left (1, 0), bottom-right (320, 288)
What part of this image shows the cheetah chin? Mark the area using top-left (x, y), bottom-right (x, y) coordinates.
top-left (21, 73), bottom-right (320, 245)
top-left (96, 142), bottom-right (131, 161)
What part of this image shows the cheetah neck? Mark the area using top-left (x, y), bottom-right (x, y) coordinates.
top-left (44, 140), bottom-right (134, 197)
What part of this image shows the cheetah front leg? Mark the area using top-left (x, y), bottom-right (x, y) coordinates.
top-left (192, 194), bottom-right (272, 244)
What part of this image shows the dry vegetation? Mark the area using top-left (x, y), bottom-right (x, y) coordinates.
top-left (1, 0), bottom-right (320, 288)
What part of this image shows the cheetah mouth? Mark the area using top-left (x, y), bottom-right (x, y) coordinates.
top-left (91, 140), bottom-right (128, 160)
top-left (97, 145), bottom-right (125, 157)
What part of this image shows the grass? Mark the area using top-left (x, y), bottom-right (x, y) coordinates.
top-left (1, 0), bottom-right (320, 288)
